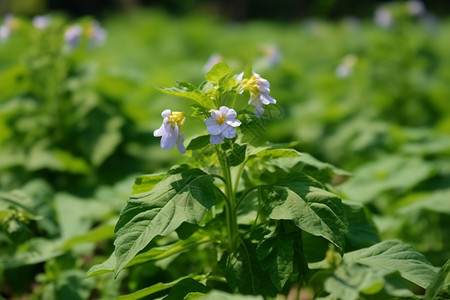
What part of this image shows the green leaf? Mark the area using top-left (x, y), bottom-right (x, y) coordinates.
top-left (343, 240), bottom-right (438, 289)
top-left (425, 258), bottom-right (450, 300)
top-left (339, 155), bottom-right (434, 204)
top-left (154, 82), bottom-right (213, 109)
top-left (116, 275), bottom-right (205, 300)
top-left (113, 169), bottom-right (216, 277)
top-left (222, 142), bottom-right (247, 167)
top-left (90, 116), bottom-right (124, 166)
top-left (86, 233), bottom-right (210, 277)
top-left (255, 226), bottom-right (295, 291)
top-left (62, 224), bottom-right (115, 251)
top-left (199, 290), bottom-right (264, 300)
top-left (163, 278), bottom-right (209, 300)
top-left (263, 174), bottom-right (348, 252)
top-left (324, 263), bottom-right (414, 300)
top-left (342, 200), bottom-right (380, 251)
top-left (132, 173), bottom-right (166, 195)
top-left (205, 62), bottom-right (232, 83)
top-left (220, 242), bottom-right (277, 296)
top-left (186, 135), bottom-right (211, 151)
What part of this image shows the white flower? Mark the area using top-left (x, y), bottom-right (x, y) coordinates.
top-left (1, 14), bottom-right (15, 41)
top-left (408, 0), bottom-right (425, 16)
top-left (64, 24), bottom-right (82, 49)
top-left (32, 15), bottom-right (51, 29)
top-left (335, 54), bottom-right (358, 78)
top-left (205, 106), bottom-right (241, 144)
top-left (154, 109), bottom-right (186, 154)
top-left (374, 7), bottom-right (393, 28)
top-left (0, 25), bottom-right (9, 41)
top-left (238, 72), bottom-right (276, 117)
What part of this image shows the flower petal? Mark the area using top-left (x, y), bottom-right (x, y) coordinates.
top-left (161, 109), bottom-right (171, 118)
top-left (226, 108), bottom-right (237, 120)
top-left (219, 106), bottom-right (229, 115)
top-left (221, 125), bottom-right (236, 139)
top-left (153, 124), bottom-right (167, 137)
top-left (226, 119), bottom-right (242, 127)
top-left (207, 123), bottom-right (221, 135)
top-left (210, 134), bottom-right (224, 144)
top-left (160, 128), bottom-right (177, 150)
top-left (211, 110), bottom-right (221, 120)
top-left (205, 117), bottom-right (217, 126)
top-left (176, 132), bottom-right (186, 154)
top-left (260, 93), bottom-right (276, 105)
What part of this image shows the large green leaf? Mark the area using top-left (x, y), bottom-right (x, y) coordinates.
top-left (342, 200), bottom-right (380, 251)
top-left (263, 174), bottom-right (348, 251)
top-left (220, 242), bottom-right (277, 296)
top-left (424, 258), bottom-right (450, 300)
top-left (113, 168), bottom-right (216, 277)
top-left (343, 240), bottom-right (438, 289)
top-left (324, 263), bottom-right (416, 300)
top-left (339, 155), bottom-right (434, 204)
top-left (255, 225), bottom-right (295, 291)
top-left (205, 62), bottom-right (232, 83)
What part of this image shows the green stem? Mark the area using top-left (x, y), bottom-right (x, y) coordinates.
top-left (215, 145), bottom-right (238, 252)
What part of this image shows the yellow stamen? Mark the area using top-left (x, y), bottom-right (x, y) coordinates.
top-left (240, 75), bottom-right (260, 95)
top-left (167, 112), bottom-right (185, 129)
top-left (216, 114), bottom-right (226, 125)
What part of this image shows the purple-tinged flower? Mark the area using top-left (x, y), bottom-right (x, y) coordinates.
top-left (205, 106), bottom-right (241, 144)
top-left (154, 109), bottom-right (186, 154)
top-left (32, 15), bottom-right (51, 29)
top-left (238, 72), bottom-right (277, 117)
top-left (0, 14), bottom-right (16, 41)
top-left (374, 7), bottom-right (393, 28)
top-left (87, 20), bottom-right (106, 46)
top-left (335, 54), bottom-right (358, 78)
top-left (64, 24), bottom-right (82, 49)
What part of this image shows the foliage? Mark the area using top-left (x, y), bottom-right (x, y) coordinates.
top-left (0, 6), bottom-right (449, 299)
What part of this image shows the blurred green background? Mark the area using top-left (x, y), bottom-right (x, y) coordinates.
top-left (1, 1), bottom-right (450, 299)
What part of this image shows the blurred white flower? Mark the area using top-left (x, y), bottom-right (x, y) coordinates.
top-left (1, 14), bottom-right (16, 41)
top-left (262, 44), bottom-right (282, 67)
top-left (205, 106), bottom-right (241, 144)
top-left (64, 24), bottom-right (82, 49)
top-left (408, 0), bottom-right (425, 16)
top-left (238, 72), bottom-right (277, 117)
top-left (32, 15), bottom-right (51, 29)
top-left (0, 25), bottom-right (9, 41)
top-left (335, 54), bottom-right (358, 78)
top-left (87, 20), bottom-right (106, 46)
top-left (374, 7), bottom-right (393, 28)
top-left (203, 53), bottom-right (224, 73)
top-left (154, 109), bottom-right (186, 154)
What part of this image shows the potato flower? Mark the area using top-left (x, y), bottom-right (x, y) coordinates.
top-left (238, 72), bottom-right (276, 117)
top-left (32, 15), bottom-right (51, 29)
top-left (205, 106), bottom-right (241, 144)
top-left (64, 24), bottom-right (82, 49)
top-left (154, 109), bottom-right (186, 154)
top-left (87, 20), bottom-right (106, 46)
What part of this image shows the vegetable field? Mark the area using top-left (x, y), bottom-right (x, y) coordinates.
top-left (1, 2), bottom-right (450, 299)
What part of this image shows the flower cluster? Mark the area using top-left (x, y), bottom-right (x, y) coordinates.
top-left (237, 71), bottom-right (277, 117)
top-left (65, 20), bottom-right (106, 49)
top-left (153, 65), bottom-right (277, 154)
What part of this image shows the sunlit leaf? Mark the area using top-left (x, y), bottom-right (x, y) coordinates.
top-left (113, 168), bottom-right (216, 277)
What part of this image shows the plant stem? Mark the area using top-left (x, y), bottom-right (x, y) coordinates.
top-left (215, 145), bottom-right (238, 252)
